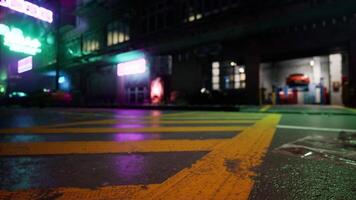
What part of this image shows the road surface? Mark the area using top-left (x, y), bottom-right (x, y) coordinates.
top-left (0, 107), bottom-right (355, 200)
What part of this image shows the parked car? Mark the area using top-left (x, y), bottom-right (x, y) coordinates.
top-left (286, 73), bottom-right (310, 86)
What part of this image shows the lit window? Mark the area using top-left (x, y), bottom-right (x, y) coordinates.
top-left (196, 13), bottom-right (202, 20)
top-left (212, 62), bottom-right (220, 68)
top-left (118, 32), bottom-right (125, 43)
top-left (239, 67), bottom-right (245, 73)
top-left (212, 77), bottom-right (219, 84)
top-left (234, 66), bottom-right (246, 89)
top-left (212, 61), bottom-right (220, 90)
top-left (188, 14), bottom-right (195, 22)
top-left (240, 73), bottom-right (246, 81)
top-left (107, 22), bottom-right (130, 46)
top-left (187, 13), bottom-right (203, 23)
top-left (212, 69), bottom-right (220, 76)
top-left (83, 32), bottom-right (100, 54)
top-left (107, 32), bottom-right (113, 46)
top-left (234, 82), bottom-right (240, 89)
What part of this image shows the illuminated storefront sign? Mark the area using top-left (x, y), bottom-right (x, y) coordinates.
top-left (18, 56), bottom-right (32, 73)
top-left (0, 0), bottom-right (53, 23)
top-left (117, 58), bottom-right (147, 76)
top-left (0, 23), bottom-right (42, 55)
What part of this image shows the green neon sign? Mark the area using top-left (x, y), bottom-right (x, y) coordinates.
top-left (0, 23), bottom-right (42, 55)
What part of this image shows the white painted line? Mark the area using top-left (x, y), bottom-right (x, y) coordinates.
top-left (277, 125), bottom-right (356, 133)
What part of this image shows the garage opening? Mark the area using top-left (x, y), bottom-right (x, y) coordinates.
top-left (260, 54), bottom-right (344, 105)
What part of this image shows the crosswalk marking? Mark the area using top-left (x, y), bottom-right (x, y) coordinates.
top-left (0, 126), bottom-right (247, 134)
top-left (0, 111), bottom-right (280, 200)
top-left (0, 140), bottom-right (223, 156)
top-left (131, 114), bottom-right (281, 200)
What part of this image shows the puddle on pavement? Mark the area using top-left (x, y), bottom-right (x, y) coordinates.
top-left (274, 132), bottom-right (356, 166)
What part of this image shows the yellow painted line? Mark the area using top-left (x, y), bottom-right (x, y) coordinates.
top-left (131, 114), bottom-right (281, 200)
top-left (39, 111), bottom-right (254, 128)
top-left (43, 119), bottom-right (122, 128)
top-left (19, 112), bottom-right (197, 129)
top-left (0, 115), bottom-right (280, 200)
top-left (47, 120), bottom-right (257, 128)
top-left (0, 185), bottom-right (161, 200)
top-left (149, 119), bottom-right (257, 123)
top-left (0, 140), bottom-right (223, 156)
top-left (148, 117), bottom-right (264, 121)
top-left (146, 111), bottom-right (199, 117)
top-left (156, 113), bottom-right (265, 117)
top-left (0, 126), bottom-right (246, 134)
top-left (260, 105), bottom-right (272, 112)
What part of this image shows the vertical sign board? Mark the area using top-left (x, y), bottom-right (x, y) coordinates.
top-left (0, 0), bottom-right (53, 23)
top-left (18, 56), bottom-right (32, 73)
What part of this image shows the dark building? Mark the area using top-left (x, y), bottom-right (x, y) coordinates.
top-left (4, 0), bottom-right (356, 106)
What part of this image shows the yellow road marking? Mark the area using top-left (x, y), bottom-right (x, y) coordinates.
top-left (131, 114), bottom-right (281, 200)
top-left (0, 185), bottom-right (160, 200)
top-left (35, 112), bottom-right (261, 129)
top-left (0, 126), bottom-right (246, 134)
top-left (46, 119), bottom-right (257, 128)
top-left (260, 105), bottom-right (272, 112)
top-left (0, 113), bottom-right (280, 200)
top-left (0, 140), bottom-right (223, 156)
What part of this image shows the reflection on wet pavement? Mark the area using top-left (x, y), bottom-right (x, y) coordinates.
top-left (0, 152), bottom-right (207, 191)
top-left (274, 134), bottom-right (356, 166)
top-left (0, 132), bottom-right (238, 143)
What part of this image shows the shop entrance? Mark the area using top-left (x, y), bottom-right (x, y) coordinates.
top-left (260, 54), bottom-right (343, 105)
top-left (127, 86), bottom-right (149, 105)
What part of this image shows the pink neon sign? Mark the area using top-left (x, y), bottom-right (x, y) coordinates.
top-left (18, 56), bottom-right (32, 73)
top-left (117, 58), bottom-right (147, 76)
top-left (0, 0), bottom-right (53, 23)
top-left (151, 77), bottom-right (164, 104)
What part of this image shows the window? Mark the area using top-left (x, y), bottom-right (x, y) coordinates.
top-left (234, 65), bottom-right (246, 89)
top-left (83, 32), bottom-right (100, 54)
top-left (212, 61), bottom-right (220, 90)
top-left (184, 1), bottom-right (204, 23)
top-left (107, 21), bottom-right (130, 46)
top-left (212, 61), bottom-right (246, 90)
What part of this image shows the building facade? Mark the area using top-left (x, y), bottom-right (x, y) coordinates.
top-left (17, 0), bottom-right (356, 106)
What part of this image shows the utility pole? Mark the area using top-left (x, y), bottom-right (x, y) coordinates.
top-left (55, 0), bottom-right (61, 91)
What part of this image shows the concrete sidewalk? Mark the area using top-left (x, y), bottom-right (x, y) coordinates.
top-left (241, 105), bottom-right (356, 115)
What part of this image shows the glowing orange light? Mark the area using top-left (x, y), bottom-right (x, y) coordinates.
top-left (150, 77), bottom-right (164, 104)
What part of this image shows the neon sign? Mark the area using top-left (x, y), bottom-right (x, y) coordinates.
top-left (151, 77), bottom-right (164, 104)
top-left (0, 23), bottom-right (42, 55)
top-left (18, 56), bottom-right (32, 73)
top-left (117, 58), bottom-right (147, 76)
top-left (0, 0), bottom-right (53, 23)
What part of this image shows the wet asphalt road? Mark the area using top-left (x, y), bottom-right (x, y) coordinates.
top-left (0, 107), bottom-right (355, 200)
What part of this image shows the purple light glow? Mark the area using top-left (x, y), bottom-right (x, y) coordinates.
top-left (18, 56), bottom-right (32, 73)
top-left (114, 133), bottom-right (146, 142)
top-left (116, 154), bottom-right (145, 182)
top-left (114, 133), bottom-right (159, 142)
top-left (0, 0), bottom-right (53, 23)
top-left (117, 58), bottom-right (146, 77)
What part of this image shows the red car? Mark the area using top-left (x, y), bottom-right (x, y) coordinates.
top-left (286, 73), bottom-right (310, 86)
